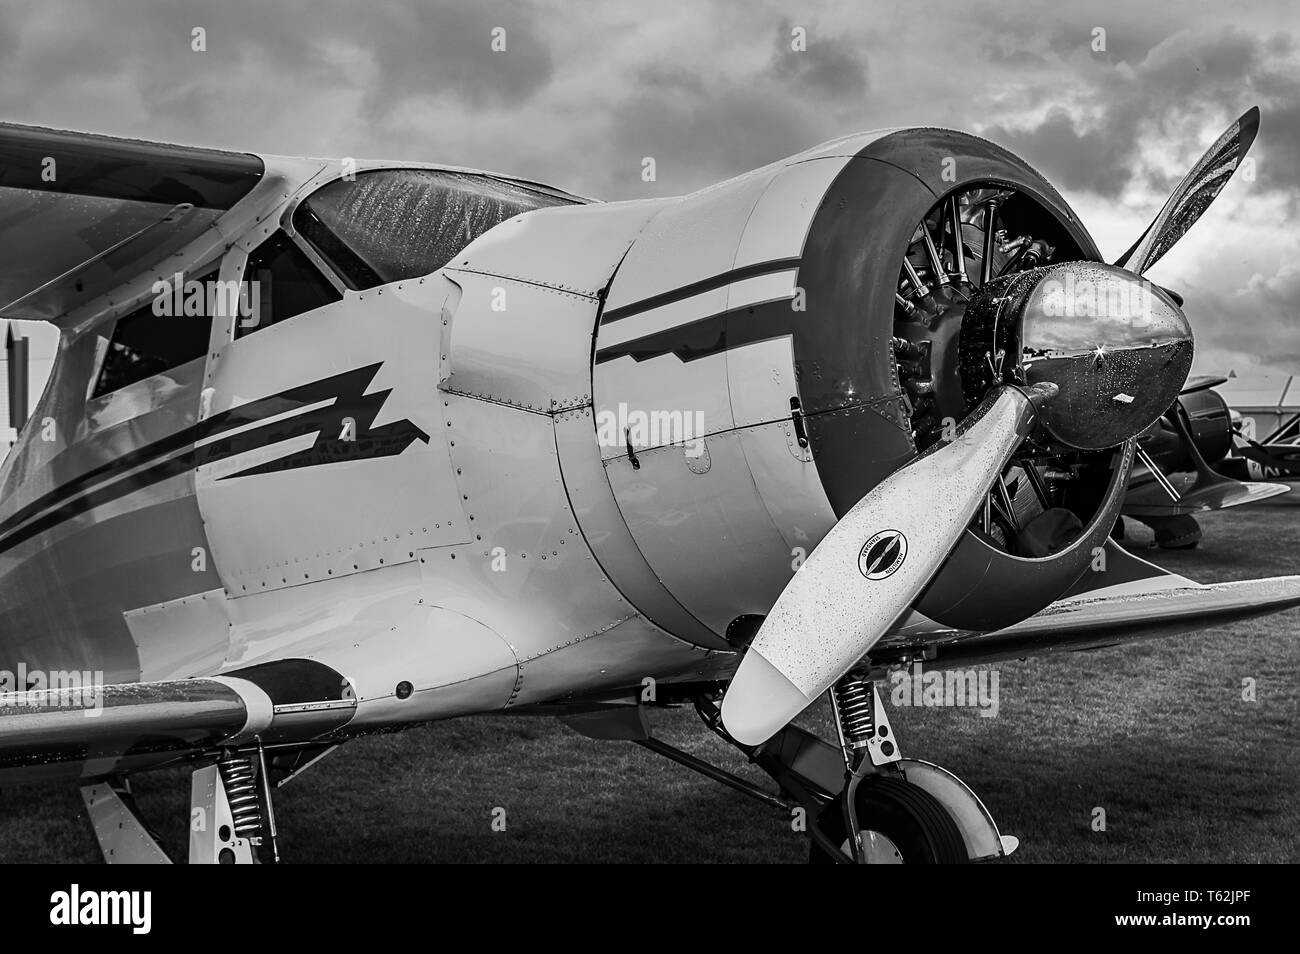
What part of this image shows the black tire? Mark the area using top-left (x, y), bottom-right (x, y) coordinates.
top-left (1142, 513), bottom-right (1202, 549)
top-left (809, 775), bottom-right (969, 864)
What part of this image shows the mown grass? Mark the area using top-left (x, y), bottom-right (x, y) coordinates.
top-left (2, 497), bottom-right (1297, 863)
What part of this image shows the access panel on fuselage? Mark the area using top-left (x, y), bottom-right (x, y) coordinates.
top-left (194, 274), bottom-right (471, 594)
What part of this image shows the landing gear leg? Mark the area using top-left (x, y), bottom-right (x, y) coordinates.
top-left (80, 777), bottom-right (172, 864)
top-left (809, 672), bottom-right (1016, 864)
top-left (607, 677), bottom-right (1016, 863)
top-left (189, 748), bottom-right (277, 864)
top-left (78, 751), bottom-right (276, 865)
top-left (814, 674), bottom-right (966, 863)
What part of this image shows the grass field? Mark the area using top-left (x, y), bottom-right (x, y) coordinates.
top-left (3, 497), bottom-right (1298, 864)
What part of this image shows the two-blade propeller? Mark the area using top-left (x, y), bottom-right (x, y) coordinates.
top-left (722, 383), bottom-right (1056, 745)
top-left (722, 108), bottom-right (1262, 746)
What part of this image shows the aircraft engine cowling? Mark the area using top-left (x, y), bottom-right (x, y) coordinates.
top-left (1141, 387), bottom-right (1234, 474)
top-left (1183, 389), bottom-right (1234, 466)
top-left (583, 126), bottom-right (1151, 643)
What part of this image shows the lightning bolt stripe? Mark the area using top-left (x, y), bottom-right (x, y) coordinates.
top-left (0, 363), bottom-right (429, 555)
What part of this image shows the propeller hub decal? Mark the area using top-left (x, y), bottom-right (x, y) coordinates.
top-left (859, 530), bottom-right (908, 580)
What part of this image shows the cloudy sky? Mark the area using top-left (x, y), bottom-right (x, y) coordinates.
top-left (2, 0), bottom-right (1299, 382)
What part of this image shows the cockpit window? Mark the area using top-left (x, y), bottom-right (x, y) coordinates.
top-left (235, 231), bottom-right (342, 339)
top-left (292, 169), bottom-right (577, 290)
top-left (91, 267), bottom-right (217, 398)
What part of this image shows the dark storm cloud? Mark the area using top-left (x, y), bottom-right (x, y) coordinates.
top-left (1244, 72), bottom-right (1300, 202)
top-left (981, 28), bottom-right (1134, 71)
top-left (984, 107), bottom-right (1136, 197)
top-left (981, 44), bottom-right (1050, 69)
top-left (0, 0), bottom-right (1297, 375)
top-left (605, 69), bottom-right (826, 195)
top-left (975, 8), bottom-right (1171, 76)
top-left (1187, 268), bottom-right (1300, 372)
top-left (0, 0), bottom-right (553, 130)
top-left (771, 19), bottom-right (868, 101)
top-left (595, 16), bottom-right (869, 197)
top-left (338, 2), bottom-right (554, 113)
top-left (981, 27), bottom-right (1300, 201)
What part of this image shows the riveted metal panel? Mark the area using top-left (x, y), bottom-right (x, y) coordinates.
top-left (206, 559), bottom-right (518, 725)
top-left (732, 156), bottom-right (855, 269)
top-left (510, 614), bottom-right (718, 707)
top-left (593, 164), bottom-right (786, 454)
top-left (600, 170), bottom-right (775, 314)
top-left (595, 350), bottom-right (733, 459)
top-left (726, 337), bottom-right (802, 430)
top-left (436, 396), bottom-right (640, 653)
top-left (220, 560), bottom-right (423, 670)
top-left (321, 606), bottom-right (519, 728)
top-left (604, 427), bottom-right (797, 635)
top-left (441, 270), bottom-right (595, 412)
top-left (441, 198), bottom-right (666, 415)
top-left (735, 419), bottom-right (838, 557)
top-left (444, 198), bottom-right (668, 298)
top-left (196, 278), bottom-right (470, 595)
top-left (125, 587), bottom-right (231, 681)
top-left (553, 406), bottom-right (725, 650)
top-left (430, 395), bottom-right (710, 701)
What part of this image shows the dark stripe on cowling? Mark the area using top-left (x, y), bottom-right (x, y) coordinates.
top-left (599, 258), bottom-right (801, 324)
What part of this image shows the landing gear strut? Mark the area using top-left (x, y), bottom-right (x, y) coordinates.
top-left (563, 675), bottom-right (1018, 863)
top-left (79, 740), bottom-right (338, 864)
top-left (718, 670), bottom-right (1019, 863)
top-left (813, 674), bottom-right (967, 863)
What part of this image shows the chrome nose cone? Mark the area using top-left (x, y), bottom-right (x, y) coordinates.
top-left (1018, 262), bottom-right (1192, 450)
top-left (959, 262), bottom-right (1194, 451)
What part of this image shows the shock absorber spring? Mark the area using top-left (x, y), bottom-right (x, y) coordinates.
top-left (832, 676), bottom-right (876, 750)
top-left (218, 756), bottom-right (263, 838)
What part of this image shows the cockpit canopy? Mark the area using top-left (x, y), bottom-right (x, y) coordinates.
top-left (85, 165), bottom-right (581, 401)
top-left (292, 168), bottom-right (580, 291)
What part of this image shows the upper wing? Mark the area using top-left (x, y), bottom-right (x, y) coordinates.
top-left (0, 123), bottom-right (263, 324)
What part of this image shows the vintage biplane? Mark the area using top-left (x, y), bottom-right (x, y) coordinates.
top-left (0, 107), bottom-right (1294, 863)
top-left (1119, 374), bottom-right (1290, 548)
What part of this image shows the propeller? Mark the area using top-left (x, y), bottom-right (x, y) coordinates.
top-left (722, 108), bottom-right (1263, 747)
top-left (721, 382), bottom-right (1056, 745)
top-left (1114, 106), bottom-right (1259, 276)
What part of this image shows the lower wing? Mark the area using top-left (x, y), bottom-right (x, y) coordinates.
top-left (869, 539), bottom-right (1300, 672)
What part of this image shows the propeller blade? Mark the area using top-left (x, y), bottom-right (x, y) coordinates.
top-left (1115, 107), bottom-right (1259, 275)
top-left (721, 382), bottom-right (1056, 746)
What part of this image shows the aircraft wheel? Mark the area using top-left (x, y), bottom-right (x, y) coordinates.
top-left (1143, 513), bottom-right (1202, 549)
top-left (809, 775), bottom-right (968, 864)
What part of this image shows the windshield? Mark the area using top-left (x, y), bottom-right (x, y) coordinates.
top-left (293, 168), bottom-right (578, 290)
